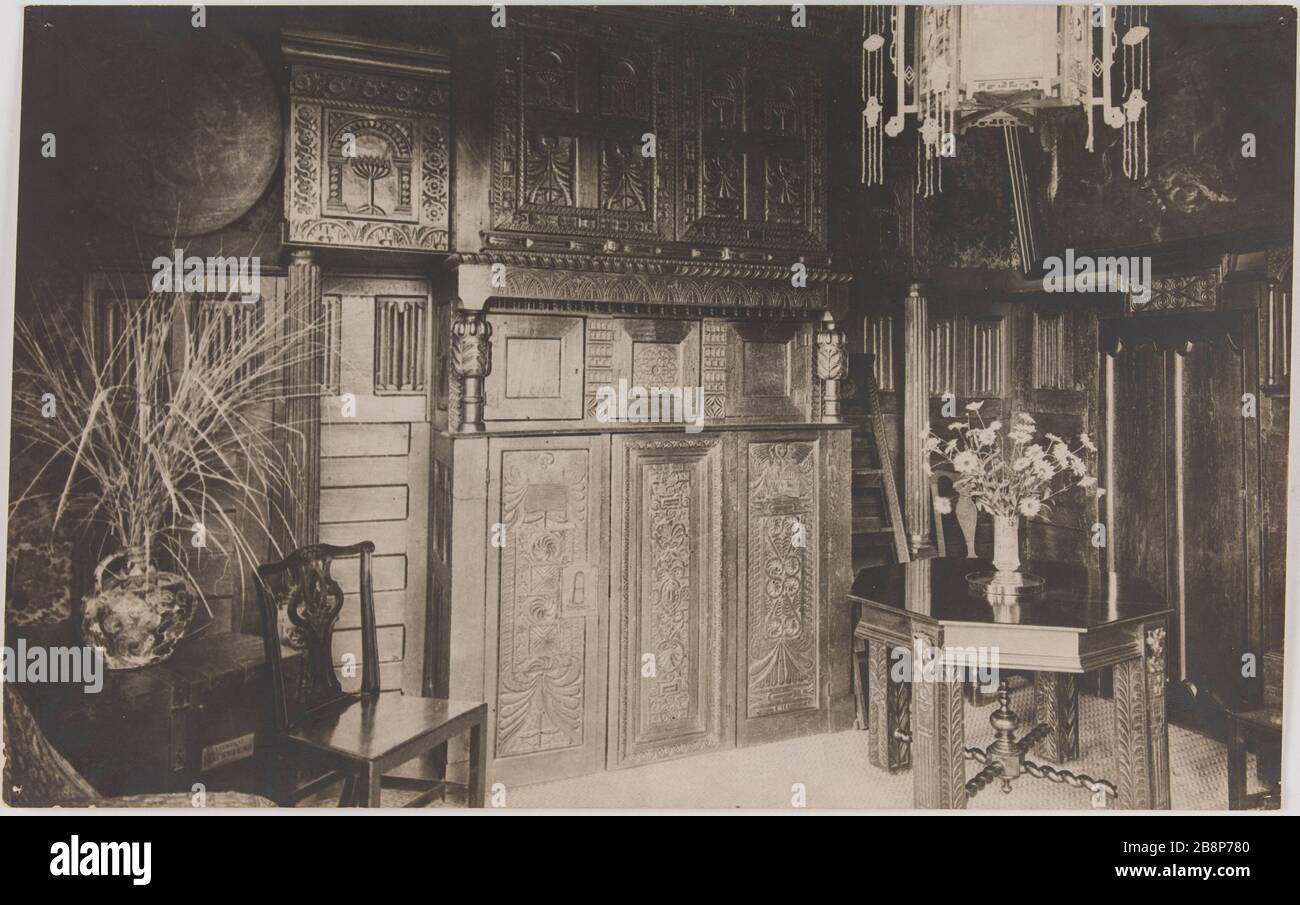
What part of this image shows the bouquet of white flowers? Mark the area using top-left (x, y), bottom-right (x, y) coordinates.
top-left (924, 402), bottom-right (1102, 521)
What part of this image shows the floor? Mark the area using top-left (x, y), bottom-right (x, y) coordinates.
top-left (503, 683), bottom-right (1268, 810)
top-left (319, 683), bottom-right (1269, 810)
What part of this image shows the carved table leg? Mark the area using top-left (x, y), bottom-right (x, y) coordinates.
top-left (1113, 621), bottom-right (1171, 809)
top-left (1032, 672), bottom-right (1080, 762)
top-left (910, 628), bottom-right (966, 808)
top-left (866, 636), bottom-right (910, 772)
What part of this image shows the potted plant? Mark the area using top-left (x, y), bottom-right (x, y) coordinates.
top-left (924, 404), bottom-right (1104, 595)
top-left (10, 288), bottom-right (317, 669)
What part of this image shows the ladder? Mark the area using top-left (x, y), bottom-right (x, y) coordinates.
top-left (848, 352), bottom-right (910, 568)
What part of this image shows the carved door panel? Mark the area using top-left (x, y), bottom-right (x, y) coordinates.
top-left (608, 434), bottom-right (732, 768)
top-left (736, 433), bottom-right (826, 745)
top-left (483, 313), bottom-right (585, 421)
top-left (707, 319), bottom-right (813, 422)
top-left (485, 435), bottom-right (609, 784)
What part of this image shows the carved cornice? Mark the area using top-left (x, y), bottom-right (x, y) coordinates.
top-left (454, 251), bottom-right (852, 285)
top-left (474, 264), bottom-right (834, 317)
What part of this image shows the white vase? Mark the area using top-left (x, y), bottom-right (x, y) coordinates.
top-left (992, 514), bottom-right (1021, 574)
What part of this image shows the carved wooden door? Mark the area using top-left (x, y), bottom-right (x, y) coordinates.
top-left (485, 435), bottom-right (610, 784)
top-left (608, 434), bottom-right (732, 768)
top-left (317, 276), bottom-right (432, 694)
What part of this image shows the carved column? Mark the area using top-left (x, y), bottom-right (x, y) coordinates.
top-left (276, 249), bottom-right (323, 552)
top-left (902, 282), bottom-right (931, 553)
top-left (451, 310), bottom-right (492, 433)
top-left (816, 311), bottom-right (848, 423)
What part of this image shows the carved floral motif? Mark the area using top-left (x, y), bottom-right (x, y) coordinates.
top-left (747, 441), bottom-right (819, 717)
top-left (496, 450), bottom-right (591, 756)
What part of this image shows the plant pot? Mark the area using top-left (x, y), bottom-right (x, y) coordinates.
top-left (80, 552), bottom-right (196, 670)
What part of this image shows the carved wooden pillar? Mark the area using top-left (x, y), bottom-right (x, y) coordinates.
top-left (816, 311), bottom-right (847, 423)
top-left (451, 310), bottom-right (492, 433)
top-left (902, 282), bottom-right (931, 553)
top-left (272, 249), bottom-right (324, 554)
top-left (910, 619), bottom-right (967, 809)
top-left (1032, 672), bottom-right (1080, 762)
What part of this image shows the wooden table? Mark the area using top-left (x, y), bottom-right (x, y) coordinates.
top-left (849, 558), bottom-right (1172, 809)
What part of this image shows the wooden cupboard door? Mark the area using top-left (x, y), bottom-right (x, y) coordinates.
top-left (485, 435), bottom-right (609, 784)
top-left (317, 277), bottom-right (432, 695)
top-left (737, 434), bottom-right (825, 745)
top-left (608, 435), bottom-right (731, 768)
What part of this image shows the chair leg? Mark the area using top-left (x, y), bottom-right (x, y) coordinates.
top-left (468, 721), bottom-right (487, 807)
top-left (339, 773), bottom-right (357, 808)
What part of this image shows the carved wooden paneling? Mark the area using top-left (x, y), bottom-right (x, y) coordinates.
top-left (195, 300), bottom-right (264, 384)
top-left (680, 38), bottom-right (825, 249)
top-left (492, 11), bottom-right (673, 239)
top-left (322, 294), bottom-right (342, 395)
top-left (928, 318), bottom-right (956, 396)
top-left (284, 30), bottom-right (449, 252)
top-left (486, 437), bottom-right (608, 782)
top-left (1032, 310), bottom-right (1068, 390)
top-left (968, 316), bottom-right (1004, 397)
top-left (1130, 268), bottom-right (1220, 313)
top-left (483, 313), bottom-right (585, 421)
top-left (712, 319), bottom-right (812, 422)
top-left (609, 436), bottom-right (727, 767)
top-left (864, 315), bottom-right (895, 392)
top-left (741, 439), bottom-right (820, 730)
top-left (374, 297), bottom-right (426, 394)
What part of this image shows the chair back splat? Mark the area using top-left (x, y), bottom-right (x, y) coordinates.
top-left (256, 541), bottom-right (380, 732)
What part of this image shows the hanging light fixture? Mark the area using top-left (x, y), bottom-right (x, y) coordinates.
top-left (861, 4), bottom-right (1152, 195)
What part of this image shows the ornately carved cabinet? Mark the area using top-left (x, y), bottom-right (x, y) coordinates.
top-left (430, 303), bottom-right (855, 784)
top-left (279, 10), bottom-right (853, 785)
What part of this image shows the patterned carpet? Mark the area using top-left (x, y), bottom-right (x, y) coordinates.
top-left (499, 684), bottom-right (1268, 810)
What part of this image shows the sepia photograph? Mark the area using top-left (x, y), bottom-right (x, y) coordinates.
top-left (0, 0), bottom-right (1296, 853)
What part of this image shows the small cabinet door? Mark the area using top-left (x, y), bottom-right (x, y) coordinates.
top-left (608, 434), bottom-right (732, 768)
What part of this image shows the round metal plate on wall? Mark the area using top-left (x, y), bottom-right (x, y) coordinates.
top-left (71, 24), bottom-right (281, 238)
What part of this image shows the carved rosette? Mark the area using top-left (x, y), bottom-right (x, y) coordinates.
top-left (815, 312), bottom-right (847, 423)
top-left (451, 312), bottom-right (493, 432)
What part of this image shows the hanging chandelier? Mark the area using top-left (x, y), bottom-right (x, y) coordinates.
top-left (861, 4), bottom-right (1152, 196)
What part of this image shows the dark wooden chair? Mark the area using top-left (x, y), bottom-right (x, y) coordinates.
top-left (256, 541), bottom-right (487, 807)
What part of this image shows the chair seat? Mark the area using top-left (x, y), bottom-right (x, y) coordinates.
top-left (287, 694), bottom-right (485, 763)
